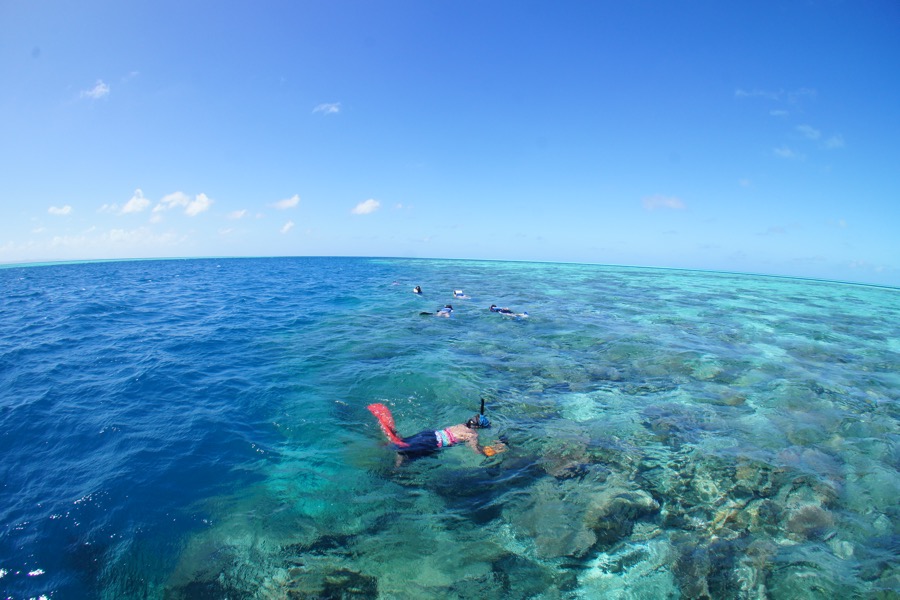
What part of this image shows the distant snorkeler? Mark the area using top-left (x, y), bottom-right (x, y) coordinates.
top-left (490, 304), bottom-right (528, 318)
top-left (453, 289), bottom-right (470, 299)
top-left (420, 304), bottom-right (453, 317)
top-left (367, 402), bottom-right (507, 466)
top-left (413, 285), bottom-right (423, 294)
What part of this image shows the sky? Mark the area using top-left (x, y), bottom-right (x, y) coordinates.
top-left (2, 1), bottom-right (899, 286)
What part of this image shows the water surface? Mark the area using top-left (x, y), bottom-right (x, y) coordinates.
top-left (1, 257), bottom-right (897, 598)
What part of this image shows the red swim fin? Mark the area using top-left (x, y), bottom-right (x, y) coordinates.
top-left (367, 403), bottom-right (409, 447)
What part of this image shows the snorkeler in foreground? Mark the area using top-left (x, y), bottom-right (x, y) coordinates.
top-left (489, 304), bottom-right (528, 318)
top-left (367, 401), bottom-right (507, 466)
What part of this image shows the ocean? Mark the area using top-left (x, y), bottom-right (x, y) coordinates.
top-left (0, 257), bottom-right (897, 599)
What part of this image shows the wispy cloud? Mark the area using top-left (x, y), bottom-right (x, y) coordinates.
top-left (642, 195), bottom-right (685, 211)
top-left (352, 199), bottom-right (381, 215)
top-left (758, 222), bottom-right (802, 236)
top-left (787, 88), bottom-right (817, 103)
top-left (48, 227), bottom-right (182, 250)
top-left (80, 80), bottom-right (110, 100)
top-left (272, 194), bottom-right (300, 209)
top-left (735, 88), bottom-right (782, 101)
top-left (280, 220), bottom-right (295, 234)
top-left (735, 87), bottom-right (816, 104)
top-left (825, 134), bottom-right (845, 149)
top-left (796, 124), bottom-right (821, 140)
top-left (313, 102), bottom-right (341, 115)
top-left (773, 146), bottom-right (802, 160)
top-left (154, 192), bottom-right (191, 212)
top-left (48, 205), bottom-right (73, 216)
top-left (121, 189), bottom-right (150, 214)
top-left (760, 225), bottom-right (788, 236)
top-left (227, 209), bottom-right (248, 220)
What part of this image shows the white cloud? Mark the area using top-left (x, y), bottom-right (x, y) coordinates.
top-left (352, 199), bottom-right (381, 215)
top-left (796, 124), bottom-right (821, 140)
top-left (642, 195), bottom-right (685, 211)
top-left (121, 189), bottom-right (150, 214)
top-left (227, 209), bottom-right (248, 220)
top-left (80, 80), bottom-right (110, 100)
top-left (272, 194), bottom-right (300, 209)
top-left (99, 203), bottom-right (119, 213)
top-left (185, 193), bottom-right (213, 216)
top-left (152, 191), bottom-right (212, 216)
top-left (280, 220), bottom-right (295, 234)
top-left (48, 205), bottom-right (72, 216)
top-left (313, 102), bottom-right (341, 115)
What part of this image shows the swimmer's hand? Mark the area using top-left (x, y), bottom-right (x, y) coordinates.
top-left (483, 441), bottom-right (508, 457)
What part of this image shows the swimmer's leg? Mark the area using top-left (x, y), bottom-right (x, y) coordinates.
top-left (367, 403), bottom-right (409, 447)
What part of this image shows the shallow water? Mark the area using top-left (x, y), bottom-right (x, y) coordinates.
top-left (0, 257), bottom-right (898, 598)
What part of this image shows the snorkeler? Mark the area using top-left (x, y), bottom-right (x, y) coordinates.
top-left (420, 304), bottom-right (453, 317)
top-left (367, 402), bottom-right (507, 465)
top-left (489, 304), bottom-right (528, 318)
top-left (413, 285), bottom-right (423, 294)
top-left (453, 289), bottom-right (470, 299)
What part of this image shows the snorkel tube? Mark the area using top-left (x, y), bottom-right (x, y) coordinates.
top-left (466, 398), bottom-right (491, 429)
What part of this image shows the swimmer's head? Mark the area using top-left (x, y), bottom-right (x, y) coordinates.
top-left (466, 414), bottom-right (491, 429)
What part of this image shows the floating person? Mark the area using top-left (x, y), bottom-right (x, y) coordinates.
top-left (413, 285), bottom-right (423, 294)
top-left (420, 304), bottom-right (453, 317)
top-left (490, 304), bottom-right (528, 318)
top-left (453, 289), bottom-right (470, 299)
top-left (367, 400), bottom-right (507, 465)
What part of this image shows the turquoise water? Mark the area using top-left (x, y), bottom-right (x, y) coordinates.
top-left (0, 257), bottom-right (897, 598)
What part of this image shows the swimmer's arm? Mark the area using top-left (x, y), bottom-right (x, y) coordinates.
top-left (467, 436), bottom-right (507, 456)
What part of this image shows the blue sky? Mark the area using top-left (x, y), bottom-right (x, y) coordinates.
top-left (2, 1), bottom-right (899, 286)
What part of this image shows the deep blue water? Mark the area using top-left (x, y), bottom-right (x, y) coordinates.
top-left (1, 257), bottom-right (898, 599)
